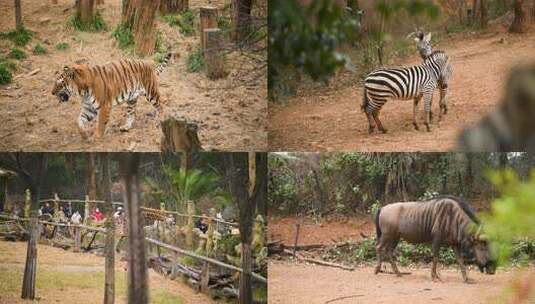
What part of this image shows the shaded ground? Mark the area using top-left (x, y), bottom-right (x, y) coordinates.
top-left (0, 0), bottom-right (266, 151)
top-left (268, 216), bottom-right (374, 246)
top-left (0, 240), bottom-right (218, 304)
top-left (268, 261), bottom-right (532, 304)
top-left (269, 30), bottom-right (535, 151)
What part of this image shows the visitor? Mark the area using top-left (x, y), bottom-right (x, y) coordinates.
top-left (63, 203), bottom-right (73, 218)
top-left (71, 211), bottom-right (82, 224)
top-left (196, 215), bottom-right (208, 234)
top-left (91, 207), bottom-right (104, 222)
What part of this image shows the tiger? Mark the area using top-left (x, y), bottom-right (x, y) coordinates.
top-left (51, 53), bottom-right (172, 140)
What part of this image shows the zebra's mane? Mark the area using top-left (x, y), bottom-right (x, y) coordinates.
top-left (427, 195), bottom-right (480, 224)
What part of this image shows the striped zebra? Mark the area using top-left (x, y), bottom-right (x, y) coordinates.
top-left (362, 50), bottom-right (450, 133)
top-left (414, 32), bottom-right (453, 118)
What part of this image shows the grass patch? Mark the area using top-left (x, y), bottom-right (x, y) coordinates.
top-left (68, 11), bottom-right (107, 32)
top-left (55, 42), bottom-right (69, 50)
top-left (8, 47), bottom-right (26, 60)
top-left (112, 23), bottom-right (134, 49)
top-left (32, 44), bottom-right (47, 55)
top-left (163, 10), bottom-right (195, 36)
top-left (0, 58), bottom-right (17, 71)
top-left (187, 48), bottom-right (204, 73)
top-left (0, 27), bottom-right (32, 46)
top-left (151, 290), bottom-right (184, 304)
top-left (0, 65), bottom-right (13, 85)
top-left (154, 52), bottom-right (167, 64)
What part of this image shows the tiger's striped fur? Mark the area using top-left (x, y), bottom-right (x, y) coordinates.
top-left (362, 51), bottom-right (450, 134)
top-left (51, 53), bottom-right (172, 140)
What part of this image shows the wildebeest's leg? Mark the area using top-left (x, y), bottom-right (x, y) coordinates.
top-left (372, 110), bottom-right (387, 134)
top-left (454, 246), bottom-right (473, 284)
top-left (413, 95), bottom-right (422, 130)
top-left (387, 240), bottom-right (401, 276)
top-left (423, 91), bottom-right (433, 132)
top-left (431, 238), bottom-right (442, 281)
top-left (375, 240), bottom-right (385, 274)
top-left (366, 111), bottom-right (376, 134)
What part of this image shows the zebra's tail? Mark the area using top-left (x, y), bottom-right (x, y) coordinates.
top-left (361, 87), bottom-right (369, 112)
top-left (155, 52), bottom-right (173, 75)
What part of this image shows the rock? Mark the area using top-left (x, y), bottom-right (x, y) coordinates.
top-left (40, 17), bottom-right (51, 24)
top-left (42, 38), bottom-right (51, 45)
top-left (51, 127), bottom-right (58, 133)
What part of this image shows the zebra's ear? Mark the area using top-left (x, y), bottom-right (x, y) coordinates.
top-left (424, 32), bottom-right (432, 43)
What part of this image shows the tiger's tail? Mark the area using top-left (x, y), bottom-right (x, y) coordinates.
top-left (155, 52), bottom-right (173, 75)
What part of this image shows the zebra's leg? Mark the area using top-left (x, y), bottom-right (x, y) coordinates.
top-left (423, 92), bottom-right (434, 132)
top-left (413, 95), bottom-right (422, 130)
top-left (120, 98), bottom-right (138, 132)
top-left (439, 85), bottom-right (448, 118)
top-left (366, 110), bottom-right (376, 134)
top-left (372, 110), bottom-right (387, 134)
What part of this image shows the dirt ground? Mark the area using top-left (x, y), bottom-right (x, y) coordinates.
top-left (268, 261), bottom-right (533, 304)
top-left (269, 30), bottom-right (535, 151)
top-left (269, 216), bottom-right (375, 246)
top-left (0, 0), bottom-right (267, 151)
top-left (0, 239), bottom-right (218, 304)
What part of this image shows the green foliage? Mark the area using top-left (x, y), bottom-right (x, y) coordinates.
top-left (155, 30), bottom-right (164, 53)
top-left (8, 48), bottom-right (26, 60)
top-left (217, 16), bottom-right (231, 31)
top-left (32, 44), bottom-right (47, 55)
top-left (269, 0), bottom-right (356, 87)
top-left (0, 58), bottom-right (16, 72)
top-left (0, 27), bottom-right (33, 46)
top-left (219, 234), bottom-right (241, 256)
top-left (482, 169), bottom-right (535, 266)
top-left (68, 11), bottom-right (107, 32)
top-left (145, 166), bottom-right (225, 212)
top-left (187, 48), bottom-right (204, 73)
top-left (0, 66), bottom-right (12, 85)
top-left (163, 10), bottom-right (195, 36)
top-left (55, 42), bottom-right (69, 51)
top-left (112, 23), bottom-right (134, 49)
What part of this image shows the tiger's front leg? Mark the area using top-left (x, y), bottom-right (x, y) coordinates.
top-left (94, 103), bottom-right (111, 140)
top-left (78, 100), bottom-right (98, 140)
top-left (120, 99), bottom-right (138, 132)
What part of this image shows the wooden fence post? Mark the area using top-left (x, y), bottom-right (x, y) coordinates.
top-left (200, 7), bottom-right (218, 52)
top-left (84, 195), bottom-right (90, 225)
top-left (203, 28), bottom-right (226, 80)
top-left (186, 201), bottom-right (194, 249)
top-left (24, 189), bottom-right (30, 218)
top-left (74, 225), bottom-right (81, 252)
top-left (53, 193), bottom-right (60, 218)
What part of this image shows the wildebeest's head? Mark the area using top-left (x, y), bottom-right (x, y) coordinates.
top-left (472, 233), bottom-right (496, 275)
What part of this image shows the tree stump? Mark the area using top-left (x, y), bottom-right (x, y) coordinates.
top-left (231, 0), bottom-right (252, 42)
top-left (14, 0), bottom-right (22, 30)
top-left (160, 117), bottom-right (203, 151)
top-left (200, 7), bottom-right (218, 52)
top-left (78, 0), bottom-right (96, 24)
top-left (160, 0), bottom-right (188, 14)
top-left (204, 28), bottom-right (226, 80)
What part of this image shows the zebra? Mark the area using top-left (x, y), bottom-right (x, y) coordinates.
top-left (413, 31), bottom-right (453, 118)
top-left (362, 50), bottom-right (451, 133)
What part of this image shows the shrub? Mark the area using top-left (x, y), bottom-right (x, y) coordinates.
top-left (187, 48), bottom-right (204, 73)
top-left (112, 23), bottom-right (134, 49)
top-left (163, 10), bottom-right (195, 36)
top-left (55, 42), bottom-right (69, 50)
top-left (0, 66), bottom-right (12, 85)
top-left (8, 48), bottom-right (26, 60)
top-left (32, 44), bottom-right (47, 55)
top-left (0, 27), bottom-right (32, 46)
top-left (0, 59), bottom-right (17, 71)
top-left (68, 11), bottom-right (107, 32)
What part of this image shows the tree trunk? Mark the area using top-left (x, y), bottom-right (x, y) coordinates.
top-left (472, 0), bottom-right (479, 24)
top-left (160, 0), bottom-right (188, 14)
top-left (499, 153), bottom-right (509, 168)
top-left (122, 0), bottom-right (138, 26)
top-left (86, 153), bottom-right (98, 215)
top-left (133, 0), bottom-right (161, 55)
top-left (231, 0), bottom-right (253, 42)
top-left (119, 154), bottom-right (148, 304)
top-left (102, 153), bottom-right (115, 304)
top-left (14, 0), bottom-right (22, 30)
top-left (480, 0), bottom-right (488, 28)
top-left (0, 177), bottom-right (6, 213)
top-left (78, 0), bottom-right (96, 24)
top-left (21, 154), bottom-right (47, 300)
top-left (510, 0), bottom-right (532, 33)
top-left (465, 154), bottom-right (474, 196)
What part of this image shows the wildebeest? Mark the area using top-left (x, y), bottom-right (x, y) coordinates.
top-left (374, 196), bottom-right (496, 283)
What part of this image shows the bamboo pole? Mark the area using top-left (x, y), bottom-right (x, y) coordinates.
top-left (186, 201), bottom-right (194, 249)
top-left (24, 189), bottom-right (30, 219)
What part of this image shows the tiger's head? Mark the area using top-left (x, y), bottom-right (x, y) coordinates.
top-left (51, 66), bottom-right (80, 103)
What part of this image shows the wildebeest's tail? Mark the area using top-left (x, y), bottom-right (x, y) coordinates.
top-left (361, 87), bottom-right (369, 113)
top-left (375, 207), bottom-right (382, 241)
